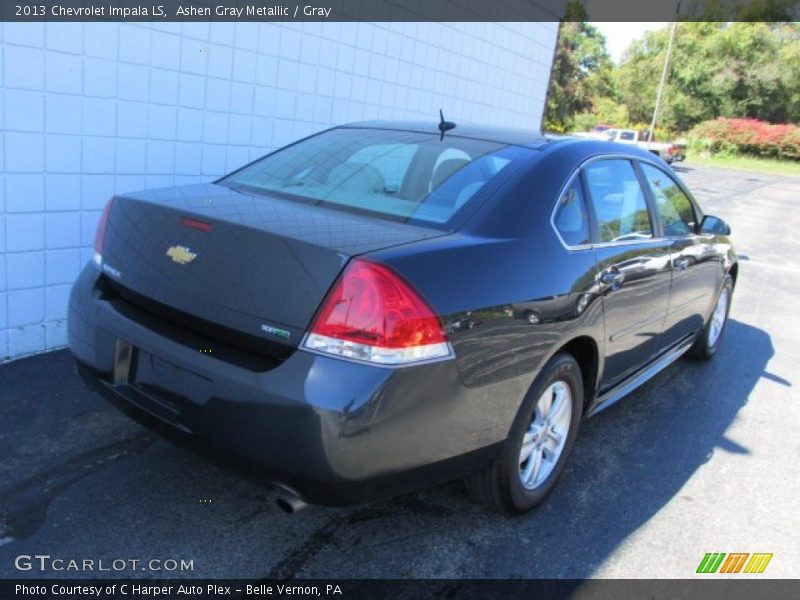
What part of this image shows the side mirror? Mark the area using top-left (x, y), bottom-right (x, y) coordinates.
top-left (699, 215), bottom-right (731, 236)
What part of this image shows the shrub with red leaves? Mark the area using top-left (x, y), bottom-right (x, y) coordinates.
top-left (688, 118), bottom-right (800, 161)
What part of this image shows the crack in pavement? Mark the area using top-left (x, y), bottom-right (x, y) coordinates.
top-left (264, 494), bottom-right (453, 579)
top-left (0, 434), bottom-right (155, 541)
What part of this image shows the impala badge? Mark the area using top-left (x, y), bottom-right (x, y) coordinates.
top-left (166, 245), bottom-right (197, 265)
top-left (260, 324), bottom-right (291, 340)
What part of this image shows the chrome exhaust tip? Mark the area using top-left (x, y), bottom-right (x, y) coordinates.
top-left (275, 487), bottom-right (308, 514)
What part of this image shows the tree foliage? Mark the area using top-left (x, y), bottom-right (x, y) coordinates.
top-left (546, 16), bottom-right (800, 136)
top-left (571, 98), bottom-right (630, 132)
top-left (613, 22), bottom-right (800, 132)
top-left (544, 2), bottom-right (613, 131)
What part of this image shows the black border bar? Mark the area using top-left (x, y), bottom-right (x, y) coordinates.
top-left (2, 0), bottom-right (799, 22)
top-left (2, 579), bottom-right (800, 600)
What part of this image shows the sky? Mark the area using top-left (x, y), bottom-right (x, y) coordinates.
top-left (591, 22), bottom-right (670, 64)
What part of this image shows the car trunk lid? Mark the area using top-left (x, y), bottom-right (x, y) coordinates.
top-left (100, 183), bottom-right (446, 355)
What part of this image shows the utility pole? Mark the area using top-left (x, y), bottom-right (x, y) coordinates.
top-left (649, 20), bottom-right (678, 147)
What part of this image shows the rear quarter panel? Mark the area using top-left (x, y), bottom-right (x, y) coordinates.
top-left (367, 146), bottom-right (606, 398)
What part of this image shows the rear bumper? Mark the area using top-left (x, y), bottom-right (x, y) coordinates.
top-left (68, 265), bottom-right (516, 505)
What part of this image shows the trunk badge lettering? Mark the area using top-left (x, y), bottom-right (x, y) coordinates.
top-left (166, 245), bottom-right (197, 265)
top-left (260, 324), bottom-right (291, 340)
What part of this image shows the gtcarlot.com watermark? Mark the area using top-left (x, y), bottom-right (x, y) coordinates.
top-left (14, 554), bottom-right (194, 573)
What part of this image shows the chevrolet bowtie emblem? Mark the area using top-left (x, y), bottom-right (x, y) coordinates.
top-left (166, 245), bottom-right (197, 265)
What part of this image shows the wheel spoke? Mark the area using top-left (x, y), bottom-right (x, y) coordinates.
top-left (548, 386), bottom-right (570, 425)
top-left (546, 428), bottom-right (563, 445)
top-left (538, 387), bottom-right (553, 418)
top-left (519, 440), bottom-right (535, 464)
top-left (522, 447), bottom-right (543, 487)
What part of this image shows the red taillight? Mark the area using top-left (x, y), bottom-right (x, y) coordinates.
top-left (93, 199), bottom-right (114, 266)
top-left (303, 259), bottom-right (451, 365)
top-left (667, 145), bottom-right (678, 155)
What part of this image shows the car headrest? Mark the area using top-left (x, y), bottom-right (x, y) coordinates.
top-left (432, 158), bottom-right (471, 190)
top-left (327, 163), bottom-right (386, 194)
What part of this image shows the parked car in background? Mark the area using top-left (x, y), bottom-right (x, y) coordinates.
top-left (69, 122), bottom-right (736, 515)
top-left (579, 124), bottom-right (613, 139)
top-left (604, 128), bottom-right (687, 164)
top-left (571, 124), bottom-right (613, 141)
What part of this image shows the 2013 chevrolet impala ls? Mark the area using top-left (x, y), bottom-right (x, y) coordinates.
top-left (69, 121), bottom-right (737, 514)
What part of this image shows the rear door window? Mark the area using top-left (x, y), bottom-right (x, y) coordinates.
top-left (583, 160), bottom-right (653, 243)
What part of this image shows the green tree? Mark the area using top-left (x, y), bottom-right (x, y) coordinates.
top-left (614, 22), bottom-right (800, 132)
top-left (571, 97), bottom-right (630, 131)
top-left (774, 24), bottom-right (800, 122)
top-left (544, 2), bottom-right (613, 131)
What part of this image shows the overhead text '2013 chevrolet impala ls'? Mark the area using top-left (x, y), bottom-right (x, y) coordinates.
top-left (68, 121), bottom-right (737, 514)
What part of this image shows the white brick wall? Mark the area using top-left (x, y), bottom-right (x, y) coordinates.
top-left (0, 21), bottom-right (558, 361)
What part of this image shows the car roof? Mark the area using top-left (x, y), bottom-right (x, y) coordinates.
top-left (341, 120), bottom-right (552, 148)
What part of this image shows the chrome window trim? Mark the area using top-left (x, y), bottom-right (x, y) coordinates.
top-left (550, 154), bottom-right (674, 252)
top-left (550, 168), bottom-right (592, 251)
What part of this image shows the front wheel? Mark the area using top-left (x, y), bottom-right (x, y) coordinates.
top-left (688, 276), bottom-right (733, 360)
top-left (465, 353), bottom-right (583, 515)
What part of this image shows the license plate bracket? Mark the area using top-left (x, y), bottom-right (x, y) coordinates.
top-left (113, 339), bottom-right (137, 384)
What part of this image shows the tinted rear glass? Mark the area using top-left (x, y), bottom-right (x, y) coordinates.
top-left (220, 128), bottom-right (534, 228)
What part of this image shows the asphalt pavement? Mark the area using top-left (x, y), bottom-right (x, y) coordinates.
top-left (1, 164), bottom-right (798, 579)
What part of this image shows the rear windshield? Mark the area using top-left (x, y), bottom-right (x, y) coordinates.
top-left (220, 127), bottom-right (534, 228)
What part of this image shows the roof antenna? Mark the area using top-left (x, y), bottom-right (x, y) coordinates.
top-left (438, 109), bottom-right (456, 141)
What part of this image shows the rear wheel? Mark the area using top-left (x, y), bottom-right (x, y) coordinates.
top-left (465, 353), bottom-right (583, 514)
top-left (688, 276), bottom-right (733, 361)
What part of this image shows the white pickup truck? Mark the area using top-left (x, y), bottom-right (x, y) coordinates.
top-left (604, 128), bottom-right (686, 164)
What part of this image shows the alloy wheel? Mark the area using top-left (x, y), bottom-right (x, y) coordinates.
top-left (519, 381), bottom-right (573, 490)
top-left (708, 288), bottom-right (729, 347)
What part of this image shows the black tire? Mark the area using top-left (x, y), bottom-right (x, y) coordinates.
top-left (688, 275), bottom-right (733, 361)
top-left (464, 353), bottom-right (583, 515)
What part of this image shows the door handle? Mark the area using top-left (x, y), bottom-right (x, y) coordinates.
top-left (674, 257), bottom-right (690, 271)
top-left (600, 268), bottom-right (625, 290)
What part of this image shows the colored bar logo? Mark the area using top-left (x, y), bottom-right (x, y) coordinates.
top-left (696, 552), bottom-right (773, 574)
